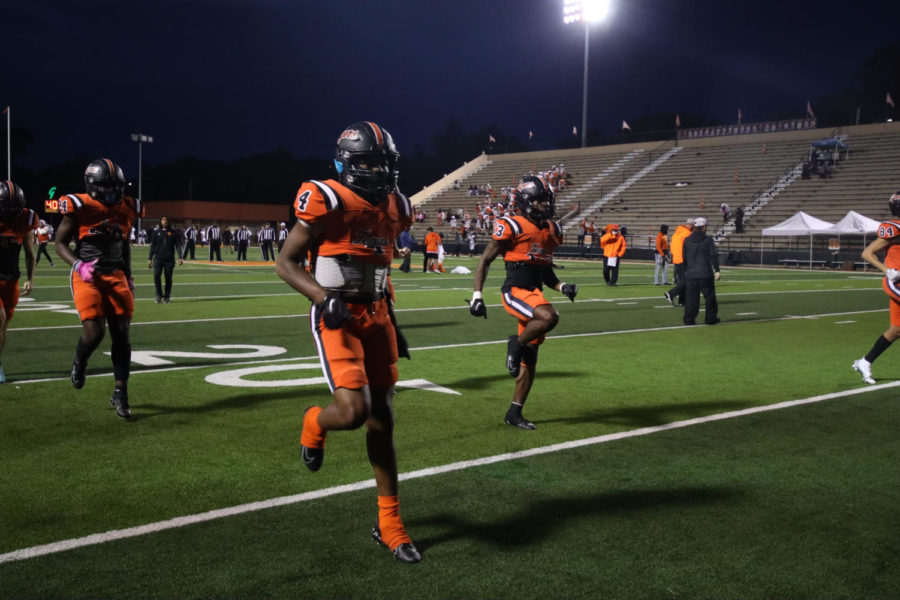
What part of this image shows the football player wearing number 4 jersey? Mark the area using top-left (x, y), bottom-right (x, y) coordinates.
top-left (470, 175), bottom-right (577, 430)
top-left (55, 159), bottom-right (142, 419)
top-left (853, 191), bottom-right (900, 385)
top-left (275, 122), bottom-right (420, 563)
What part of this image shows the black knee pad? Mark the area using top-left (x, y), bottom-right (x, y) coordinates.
top-left (521, 343), bottom-right (539, 367)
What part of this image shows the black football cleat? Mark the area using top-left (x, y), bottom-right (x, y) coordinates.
top-left (300, 445), bottom-right (323, 472)
top-left (506, 335), bottom-right (523, 377)
top-left (70, 356), bottom-right (86, 389)
top-left (372, 522), bottom-right (422, 564)
top-left (504, 413), bottom-right (536, 430)
top-left (300, 406), bottom-right (324, 472)
top-left (110, 391), bottom-right (132, 420)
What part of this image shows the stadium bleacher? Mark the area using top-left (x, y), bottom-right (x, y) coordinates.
top-left (409, 122), bottom-right (900, 265)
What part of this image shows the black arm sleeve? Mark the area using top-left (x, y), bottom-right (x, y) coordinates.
top-left (541, 264), bottom-right (561, 290)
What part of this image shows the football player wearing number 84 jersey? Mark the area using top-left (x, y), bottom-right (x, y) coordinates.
top-left (469, 175), bottom-right (577, 430)
top-left (853, 191), bottom-right (900, 384)
top-left (275, 121), bottom-right (420, 563)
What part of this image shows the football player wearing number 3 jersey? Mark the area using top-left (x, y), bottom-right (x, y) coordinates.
top-left (470, 175), bottom-right (577, 430)
top-left (275, 122), bottom-right (420, 563)
top-left (853, 191), bottom-right (900, 384)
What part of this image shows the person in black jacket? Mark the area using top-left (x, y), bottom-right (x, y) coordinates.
top-left (682, 217), bottom-right (721, 325)
top-left (148, 216), bottom-right (183, 303)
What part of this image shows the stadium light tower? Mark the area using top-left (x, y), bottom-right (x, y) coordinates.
top-left (563, 0), bottom-right (612, 148)
top-left (131, 133), bottom-right (153, 233)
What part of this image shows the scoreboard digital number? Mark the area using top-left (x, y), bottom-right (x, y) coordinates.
top-left (44, 199), bottom-right (60, 213)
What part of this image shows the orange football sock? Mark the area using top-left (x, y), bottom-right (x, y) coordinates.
top-left (377, 495), bottom-right (411, 550)
top-left (300, 406), bottom-right (326, 448)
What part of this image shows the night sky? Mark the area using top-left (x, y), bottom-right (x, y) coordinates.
top-left (4, 0), bottom-right (899, 177)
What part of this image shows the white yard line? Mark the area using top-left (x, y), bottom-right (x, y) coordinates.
top-left (8, 287), bottom-right (884, 333)
top-left (8, 308), bottom-right (888, 384)
top-left (0, 380), bottom-right (894, 566)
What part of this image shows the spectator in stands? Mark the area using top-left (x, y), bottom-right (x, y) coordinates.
top-left (681, 217), bottom-right (721, 325)
top-left (654, 224), bottom-right (670, 285)
top-left (720, 202), bottom-right (731, 224)
top-left (600, 223), bottom-right (626, 285)
top-left (735, 206), bottom-right (745, 233)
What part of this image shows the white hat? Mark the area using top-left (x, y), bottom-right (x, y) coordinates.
top-left (693, 217), bottom-right (708, 227)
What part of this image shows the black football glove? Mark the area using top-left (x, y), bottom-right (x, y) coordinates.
top-left (469, 296), bottom-right (487, 318)
top-left (319, 293), bottom-right (350, 329)
top-left (560, 283), bottom-right (578, 302)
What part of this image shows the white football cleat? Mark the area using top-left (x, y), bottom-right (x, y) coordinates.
top-left (852, 358), bottom-right (875, 385)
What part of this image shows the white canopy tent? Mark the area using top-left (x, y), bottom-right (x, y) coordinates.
top-left (761, 211), bottom-right (835, 268)
top-left (825, 210), bottom-right (880, 238)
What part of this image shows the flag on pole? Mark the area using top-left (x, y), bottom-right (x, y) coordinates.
top-left (488, 134), bottom-right (496, 143)
top-left (528, 130), bottom-right (534, 139)
top-left (621, 120), bottom-right (631, 131)
top-left (675, 114), bottom-right (681, 128)
top-left (806, 100), bottom-right (815, 118)
top-left (888, 92), bottom-right (896, 108)
top-left (738, 107), bottom-right (742, 122)
top-left (572, 126), bottom-right (578, 136)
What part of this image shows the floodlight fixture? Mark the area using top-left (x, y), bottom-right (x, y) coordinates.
top-left (131, 132), bottom-right (153, 232)
top-left (562, 0), bottom-right (611, 24)
top-left (563, 0), bottom-right (612, 147)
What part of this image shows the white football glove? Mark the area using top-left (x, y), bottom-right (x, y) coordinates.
top-left (886, 268), bottom-right (900, 282)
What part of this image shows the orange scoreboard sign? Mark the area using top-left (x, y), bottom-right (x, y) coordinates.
top-left (44, 198), bottom-right (60, 213)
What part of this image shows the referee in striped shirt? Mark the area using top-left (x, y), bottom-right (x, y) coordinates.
top-left (258, 222), bottom-right (275, 261)
top-left (235, 225), bottom-right (250, 261)
top-left (206, 222), bottom-right (222, 262)
top-left (277, 222), bottom-right (288, 255)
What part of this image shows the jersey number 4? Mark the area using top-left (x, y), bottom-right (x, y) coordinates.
top-left (296, 190), bottom-right (312, 213)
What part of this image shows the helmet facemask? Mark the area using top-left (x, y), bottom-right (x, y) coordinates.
top-left (890, 192), bottom-right (900, 217)
top-left (515, 176), bottom-right (555, 221)
top-left (85, 159), bottom-right (126, 206)
top-left (0, 181), bottom-right (25, 217)
top-left (334, 122), bottom-right (399, 201)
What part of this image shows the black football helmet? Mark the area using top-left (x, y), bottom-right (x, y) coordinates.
top-left (890, 191), bottom-right (900, 217)
top-left (0, 180), bottom-right (26, 216)
top-left (84, 158), bottom-right (126, 206)
top-left (515, 175), bottom-right (555, 220)
top-left (333, 122), bottom-right (399, 199)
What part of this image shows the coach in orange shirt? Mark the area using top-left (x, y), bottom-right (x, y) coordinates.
top-left (654, 224), bottom-right (670, 285)
top-left (665, 219), bottom-right (694, 306)
top-left (423, 226), bottom-right (440, 273)
top-left (600, 223), bottom-right (626, 285)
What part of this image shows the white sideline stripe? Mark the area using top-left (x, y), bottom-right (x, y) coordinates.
top-left (2, 380), bottom-right (897, 566)
top-left (8, 308), bottom-right (889, 385)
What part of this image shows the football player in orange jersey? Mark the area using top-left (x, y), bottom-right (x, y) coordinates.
top-left (853, 191), bottom-right (900, 384)
top-left (55, 159), bottom-right (143, 419)
top-left (275, 122), bottom-right (420, 563)
top-left (469, 175), bottom-right (577, 429)
top-left (0, 181), bottom-right (37, 383)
